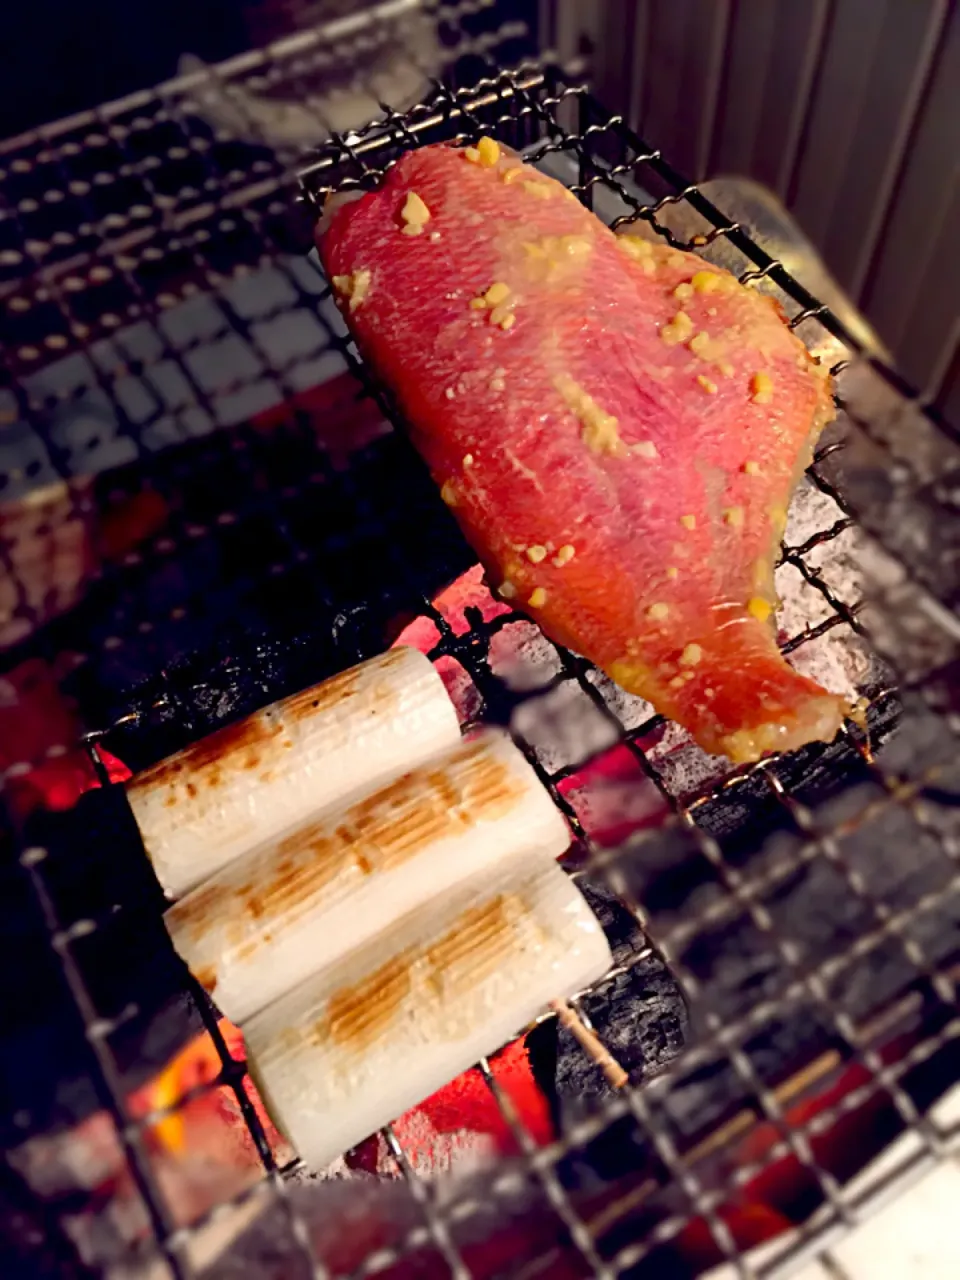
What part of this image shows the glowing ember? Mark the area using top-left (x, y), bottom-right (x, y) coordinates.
top-left (127, 1019), bottom-right (286, 1161)
top-left (5, 479), bottom-right (884, 1272)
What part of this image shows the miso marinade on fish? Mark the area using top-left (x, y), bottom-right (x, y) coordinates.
top-left (319, 138), bottom-right (846, 762)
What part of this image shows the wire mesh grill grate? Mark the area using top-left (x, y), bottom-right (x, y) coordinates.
top-left (2, 9), bottom-right (960, 1278)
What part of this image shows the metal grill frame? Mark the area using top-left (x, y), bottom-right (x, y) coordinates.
top-left (2, 7), bottom-right (960, 1279)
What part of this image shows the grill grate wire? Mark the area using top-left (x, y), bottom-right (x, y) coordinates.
top-left (1, 11), bottom-right (959, 1279)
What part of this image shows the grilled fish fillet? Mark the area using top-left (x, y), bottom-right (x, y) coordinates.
top-left (318, 139), bottom-right (847, 762)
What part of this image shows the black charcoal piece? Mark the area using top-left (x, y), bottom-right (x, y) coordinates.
top-left (555, 952), bottom-right (688, 1112)
top-left (528, 877), bottom-right (688, 1138)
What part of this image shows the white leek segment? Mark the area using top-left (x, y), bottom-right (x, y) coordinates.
top-left (126, 647), bottom-right (461, 899)
top-left (243, 856), bottom-right (611, 1171)
top-left (165, 729), bottom-right (570, 1022)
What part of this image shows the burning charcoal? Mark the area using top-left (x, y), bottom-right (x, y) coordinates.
top-left (489, 620), bottom-right (565, 692)
top-left (512, 679), bottom-right (620, 773)
top-left (561, 954), bottom-right (687, 1099)
top-left (534, 881), bottom-right (686, 1116)
top-left (6, 790), bottom-right (201, 1147)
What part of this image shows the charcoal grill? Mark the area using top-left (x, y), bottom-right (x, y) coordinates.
top-left (2, 2), bottom-right (959, 1278)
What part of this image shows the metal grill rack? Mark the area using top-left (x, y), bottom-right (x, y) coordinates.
top-left (2, 5), bottom-right (960, 1279)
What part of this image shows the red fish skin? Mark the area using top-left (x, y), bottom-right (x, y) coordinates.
top-left (319, 143), bottom-right (846, 762)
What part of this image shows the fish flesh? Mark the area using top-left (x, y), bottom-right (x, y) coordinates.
top-left (164, 729), bottom-right (570, 1023)
top-left (127, 646), bottom-right (461, 898)
top-left (318, 139), bottom-right (848, 762)
top-left (243, 854), bottom-right (611, 1171)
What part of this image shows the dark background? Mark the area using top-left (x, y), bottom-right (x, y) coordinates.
top-left (4, 0), bottom-right (956, 425)
top-left (2, 2), bottom-right (244, 137)
top-left (0, 1), bottom-right (370, 138)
